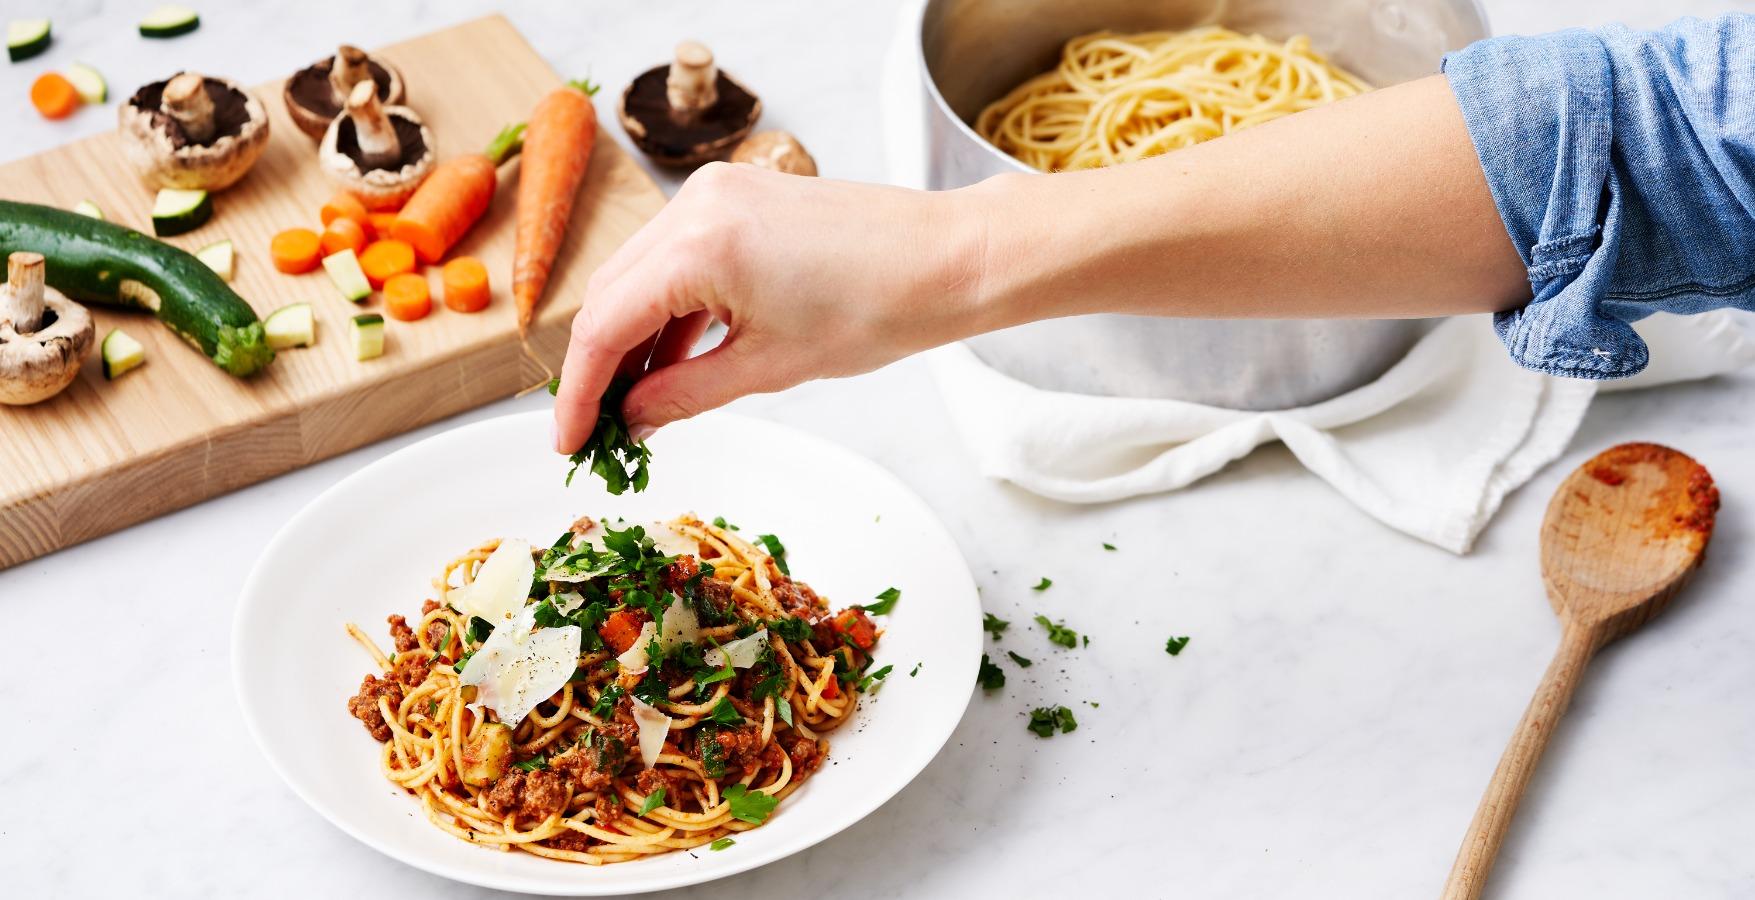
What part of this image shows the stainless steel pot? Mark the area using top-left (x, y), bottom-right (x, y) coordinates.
top-left (918, 0), bottom-right (1489, 409)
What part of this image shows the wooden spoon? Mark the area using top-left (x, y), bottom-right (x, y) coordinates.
top-left (1441, 442), bottom-right (1720, 899)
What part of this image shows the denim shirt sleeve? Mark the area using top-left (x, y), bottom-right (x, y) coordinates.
top-left (1442, 14), bottom-right (1755, 379)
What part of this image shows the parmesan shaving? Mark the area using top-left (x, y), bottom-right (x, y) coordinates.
top-left (629, 694), bottom-right (671, 769)
top-left (704, 628), bottom-right (769, 670)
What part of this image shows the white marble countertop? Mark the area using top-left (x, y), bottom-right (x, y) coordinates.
top-left (5, 2), bottom-right (1755, 898)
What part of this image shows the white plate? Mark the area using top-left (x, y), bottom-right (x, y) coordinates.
top-left (234, 411), bottom-right (981, 895)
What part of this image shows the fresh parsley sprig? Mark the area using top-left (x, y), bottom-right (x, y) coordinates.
top-left (861, 587), bottom-right (900, 615)
top-left (724, 783), bottom-right (779, 824)
top-left (550, 376), bottom-right (652, 495)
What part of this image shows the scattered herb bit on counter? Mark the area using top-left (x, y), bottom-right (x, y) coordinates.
top-left (1028, 705), bottom-right (1078, 738)
top-left (710, 837), bottom-right (735, 851)
top-left (861, 587), bottom-right (900, 615)
top-left (977, 654), bottom-right (1006, 691)
top-left (638, 788), bottom-right (666, 815)
top-left (1102, 542), bottom-right (1117, 551)
top-left (1165, 635), bottom-right (1191, 656)
top-left (724, 783), bottom-right (778, 825)
top-left (756, 533), bottom-right (790, 575)
top-left (513, 754), bottom-right (548, 772)
top-left (1034, 614), bottom-right (1079, 648)
top-left (550, 375), bottom-right (652, 495)
top-left (1006, 651), bottom-right (1033, 668)
top-left (1032, 577), bottom-right (1052, 591)
top-left (982, 613), bottom-right (1010, 640)
top-left (909, 662), bottom-right (921, 677)
top-left (712, 516), bottom-right (740, 531)
top-left (515, 79), bottom-right (600, 338)
top-left (1086, 701), bottom-right (1100, 708)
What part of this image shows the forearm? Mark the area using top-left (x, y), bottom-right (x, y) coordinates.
top-left (955, 74), bottom-right (1529, 332)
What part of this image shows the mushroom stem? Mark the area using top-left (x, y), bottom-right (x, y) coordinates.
top-left (162, 73), bottom-right (217, 144)
top-left (667, 40), bottom-right (719, 121)
top-left (344, 80), bottom-right (402, 171)
top-left (2, 252), bottom-right (47, 334)
top-left (329, 45), bottom-right (374, 105)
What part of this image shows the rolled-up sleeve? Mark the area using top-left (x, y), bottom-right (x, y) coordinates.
top-left (1443, 15), bottom-right (1755, 378)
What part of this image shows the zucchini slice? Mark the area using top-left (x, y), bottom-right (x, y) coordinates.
top-left (101, 328), bottom-right (147, 380)
top-left (264, 303), bottom-right (315, 350)
top-left (323, 248), bottom-right (372, 302)
top-left (72, 200), bottom-right (104, 220)
top-left (138, 6), bottom-right (199, 38)
top-left (7, 19), bottom-right (51, 63)
top-left (195, 239), bottom-right (234, 281)
top-left (64, 62), bottom-right (107, 104)
top-left (150, 188), bottom-right (211, 237)
top-left (350, 313), bottom-right (385, 361)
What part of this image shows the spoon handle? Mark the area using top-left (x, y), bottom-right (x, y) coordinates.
top-left (1441, 622), bottom-right (1599, 900)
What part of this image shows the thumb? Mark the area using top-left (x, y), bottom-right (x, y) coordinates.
top-left (622, 338), bottom-right (771, 435)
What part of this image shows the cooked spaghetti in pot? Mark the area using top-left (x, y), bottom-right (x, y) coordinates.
top-left (975, 26), bottom-right (1371, 172)
top-left (344, 514), bottom-right (888, 864)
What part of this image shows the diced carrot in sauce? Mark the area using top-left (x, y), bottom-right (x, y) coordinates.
top-left (598, 610), bottom-right (646, 655)
top-left (831, 608), bottom-right (878, 651)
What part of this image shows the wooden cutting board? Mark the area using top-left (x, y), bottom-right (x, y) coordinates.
top-left (0, 15), bottom-right (667, 569)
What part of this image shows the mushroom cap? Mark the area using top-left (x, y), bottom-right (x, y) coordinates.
top-left (730, 131), bottom-right (818, 176)
top-left (618, 64), bottom-right (761, 168)
top-left (318, 101), bottom-right (436, 210)
top-left (283, 48), bottom-right (408, 141)
top-left (118, 73), bottom-right (271, 192)
top-left (0, 285), bottom-right (94, 406)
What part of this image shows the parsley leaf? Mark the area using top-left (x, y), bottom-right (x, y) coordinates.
top-left (909, 662), bottom-right (921, 677)
top-left (769, 616), bottom-right (812, 643)
top-left (428, 700), bottom-right (439, 717)
top-left (466, 616), bottom-right (493, 644)
top-left (514, 755), bottom-right (549, 771)
top-left (710, 837), bottom-right (736, 851)
top-left (696, 661), bottom-right (736, 689)
top-left (1165, 635), bottom-right (1191, 656)
top-left (858, 664), bottom-right (893, 693)
top-left (711, 516), bottom-right (740, 531)
top-left (638, 788), bottom-right (666, 815)
top-left (982, 613), bottom-right (1010, 640)
top-left (591, 684), bottom-right (624, 719)
top-left (776, 698), bottom-right (794, 726)
top-left (977, 653), bottom-right (1006, 691)
top-left (1006, 650), bottom-right (1033, 668)
top-left (1034, 614), bottom-right (1079, 648)
top-left (756, 533), bottom-right (790, 576)
top-left (1102, 542), bottom-right (1117, 551)
top-left (1027, 705), bottom-right (1078, 738)
top-left (707, 698), bottom-right (743, 725)
top-left (452, 650), bottom-right (476, 673)
top-left (1031, 577), bottom-right (1052, 591)
top-left (558, 376), bottom-right (652, 495)
top-left (861, 587), bottom-right (901, 615)
top-left (724, 783), bottom-right (779, 824)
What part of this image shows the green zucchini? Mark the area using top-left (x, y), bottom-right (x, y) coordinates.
top-left (264, 303), bottom-right (314, 349)
top-left (139, 6), bottom-right (199, 39)
top-left (151, 188), bottom-right (211, 237)
top-left (323, 248), bottom-right (371, 302)
top-left (7, 19), bottom-right (51, 63)
top-left (195, 238), bottom-right (234, 281)
top-left (101, 329), bottom-right (147, 380)
top-left (64, 62), bottom-right (107, 104)
top-left (72, 200), bottom-right (104, 220)
top-left (0, 200), bottom-right (273, 377)
top-left (350, 313), bottom-right (385, 360)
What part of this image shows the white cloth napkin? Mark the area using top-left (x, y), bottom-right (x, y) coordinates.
top-left (880, 0), bottom-right (1755, 553)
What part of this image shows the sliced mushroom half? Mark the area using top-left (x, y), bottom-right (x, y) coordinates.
top-left (119, 72), bottom-right (272, 191)
top-left (284, 44), bottom-right (408, 141)
top-left (319, 81), bottom-right (436, 210)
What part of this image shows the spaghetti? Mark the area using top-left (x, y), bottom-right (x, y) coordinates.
top-left (975, 26), bottom-right (1371, 172)
top-left (345, 515), bottom-right (886, 864)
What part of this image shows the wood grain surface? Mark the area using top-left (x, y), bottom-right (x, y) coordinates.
top-left (0, 15), bottom-right (666, 569)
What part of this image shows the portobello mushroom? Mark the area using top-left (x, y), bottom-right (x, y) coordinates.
top-left (119, 71), bottom-right (270, 191)
top-left (283, 44), bottom-right (407, 141)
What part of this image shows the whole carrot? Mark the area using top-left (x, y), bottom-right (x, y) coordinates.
top-left (514, 79), bottom-right (600, 337)
top-left (390, 123), bottom-right (525, 264)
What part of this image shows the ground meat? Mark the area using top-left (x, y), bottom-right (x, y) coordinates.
top-left (661, 555), bottom-right (699, 592)
top-left (545, 828), bottom-right (594, 852)
top-left (424, 618), bottom-right (448, 652)
top-left (708, 725), bottom-right (764, 775)
top-left (593, 792), bottom-right (620, 827)
top-left (421, 599), bottom-right (440, 615)
top-left (483, 768), bottom-right (572, 823)
top-left (811, 618), bottom-right (840, 650)
top-left (387, 615), bottom-right (418, 653)
top-left (549, 746), bottom-right (613, 793)
top-left (346, 674), bottom-right (403, 741)
top-left (391, 652), bottom-right (432, 688)
top-left (780, 733), bottom-right (825, 775)
top-left (771, 579), bottom-right (822, 619)
top-left (698, 577), bottom-right (736, 620)
top-left (635, 767), bottom-right (675, 799)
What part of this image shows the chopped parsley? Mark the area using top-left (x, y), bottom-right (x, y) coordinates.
top-left (1102, 542), bottom-right (1117, 551)
top-left (591, 684), bottom-right (624, 719)
top-left (711, 516), bottom-right (740, 531)
top-left (696, 659), bottom-right (736, 689)
top-left (1031, 577), bottom-right (1052, 591)
top-left (982, 613), bottom-right (1010, 640)
top-left (451, 650), bottom-right (476, 673)
top-left (724, 783), bottom-right (780, 824)
top-left (769, 616), bottom-right (813, 643)
top-left (858, 664), bottom-right (893, 693)
top-left (1165, 635), bottom-right (1191, 656)
top-left (466, 616), bottom-right (493, 644)
top-left (756, 533), bottom-right (790, 576)
top-left (428, 700), bottom-right (439, 717)
top-left (1027, 705), bottom-right (1078, 737)
top-left (514, 755), bottom-right (549, 771)
top-left (1034, 614), bottom-right (1079, 648)
top-left (707, 698), bottom-right (743, 725)
top-left (710, 837), bottom-right (736, 851)
top-left (551, 376), bottom-right (652, 495)
top-left (977, 653), bottom-right (1006, 691)
top-left (1006, 651), bottom-right (1033, 668)
top-left (699, 727), bottom-right (728, 779)
top-left (909, 662), bottom-right (921, 677)
top-left (861, 587), bottom-right (901, 615)
top-left (638, 788), bottom-right (666, 815)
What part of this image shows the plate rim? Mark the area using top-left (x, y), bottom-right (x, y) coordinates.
top-left (231, 409), bottom-right (980, 895)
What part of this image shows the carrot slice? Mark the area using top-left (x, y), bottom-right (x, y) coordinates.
top-left (441, 256), bottom-right (491, 313)
top-left (358, 239), bottom-right (416, 289)
top-left (31, 73), bottom-right (81, 120)
top-left (320, 191), bottom-right (371, 228)
top-left (367, 211), bottom-right (399, 241)
top-left (270, 228), bottom-right (323, 274)
top-left (320, 217), bottom-right (368, 256)
top-left (597, 610), bottom-right (646, 655)
top-left (383, 272), bottom-right (432, 322)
